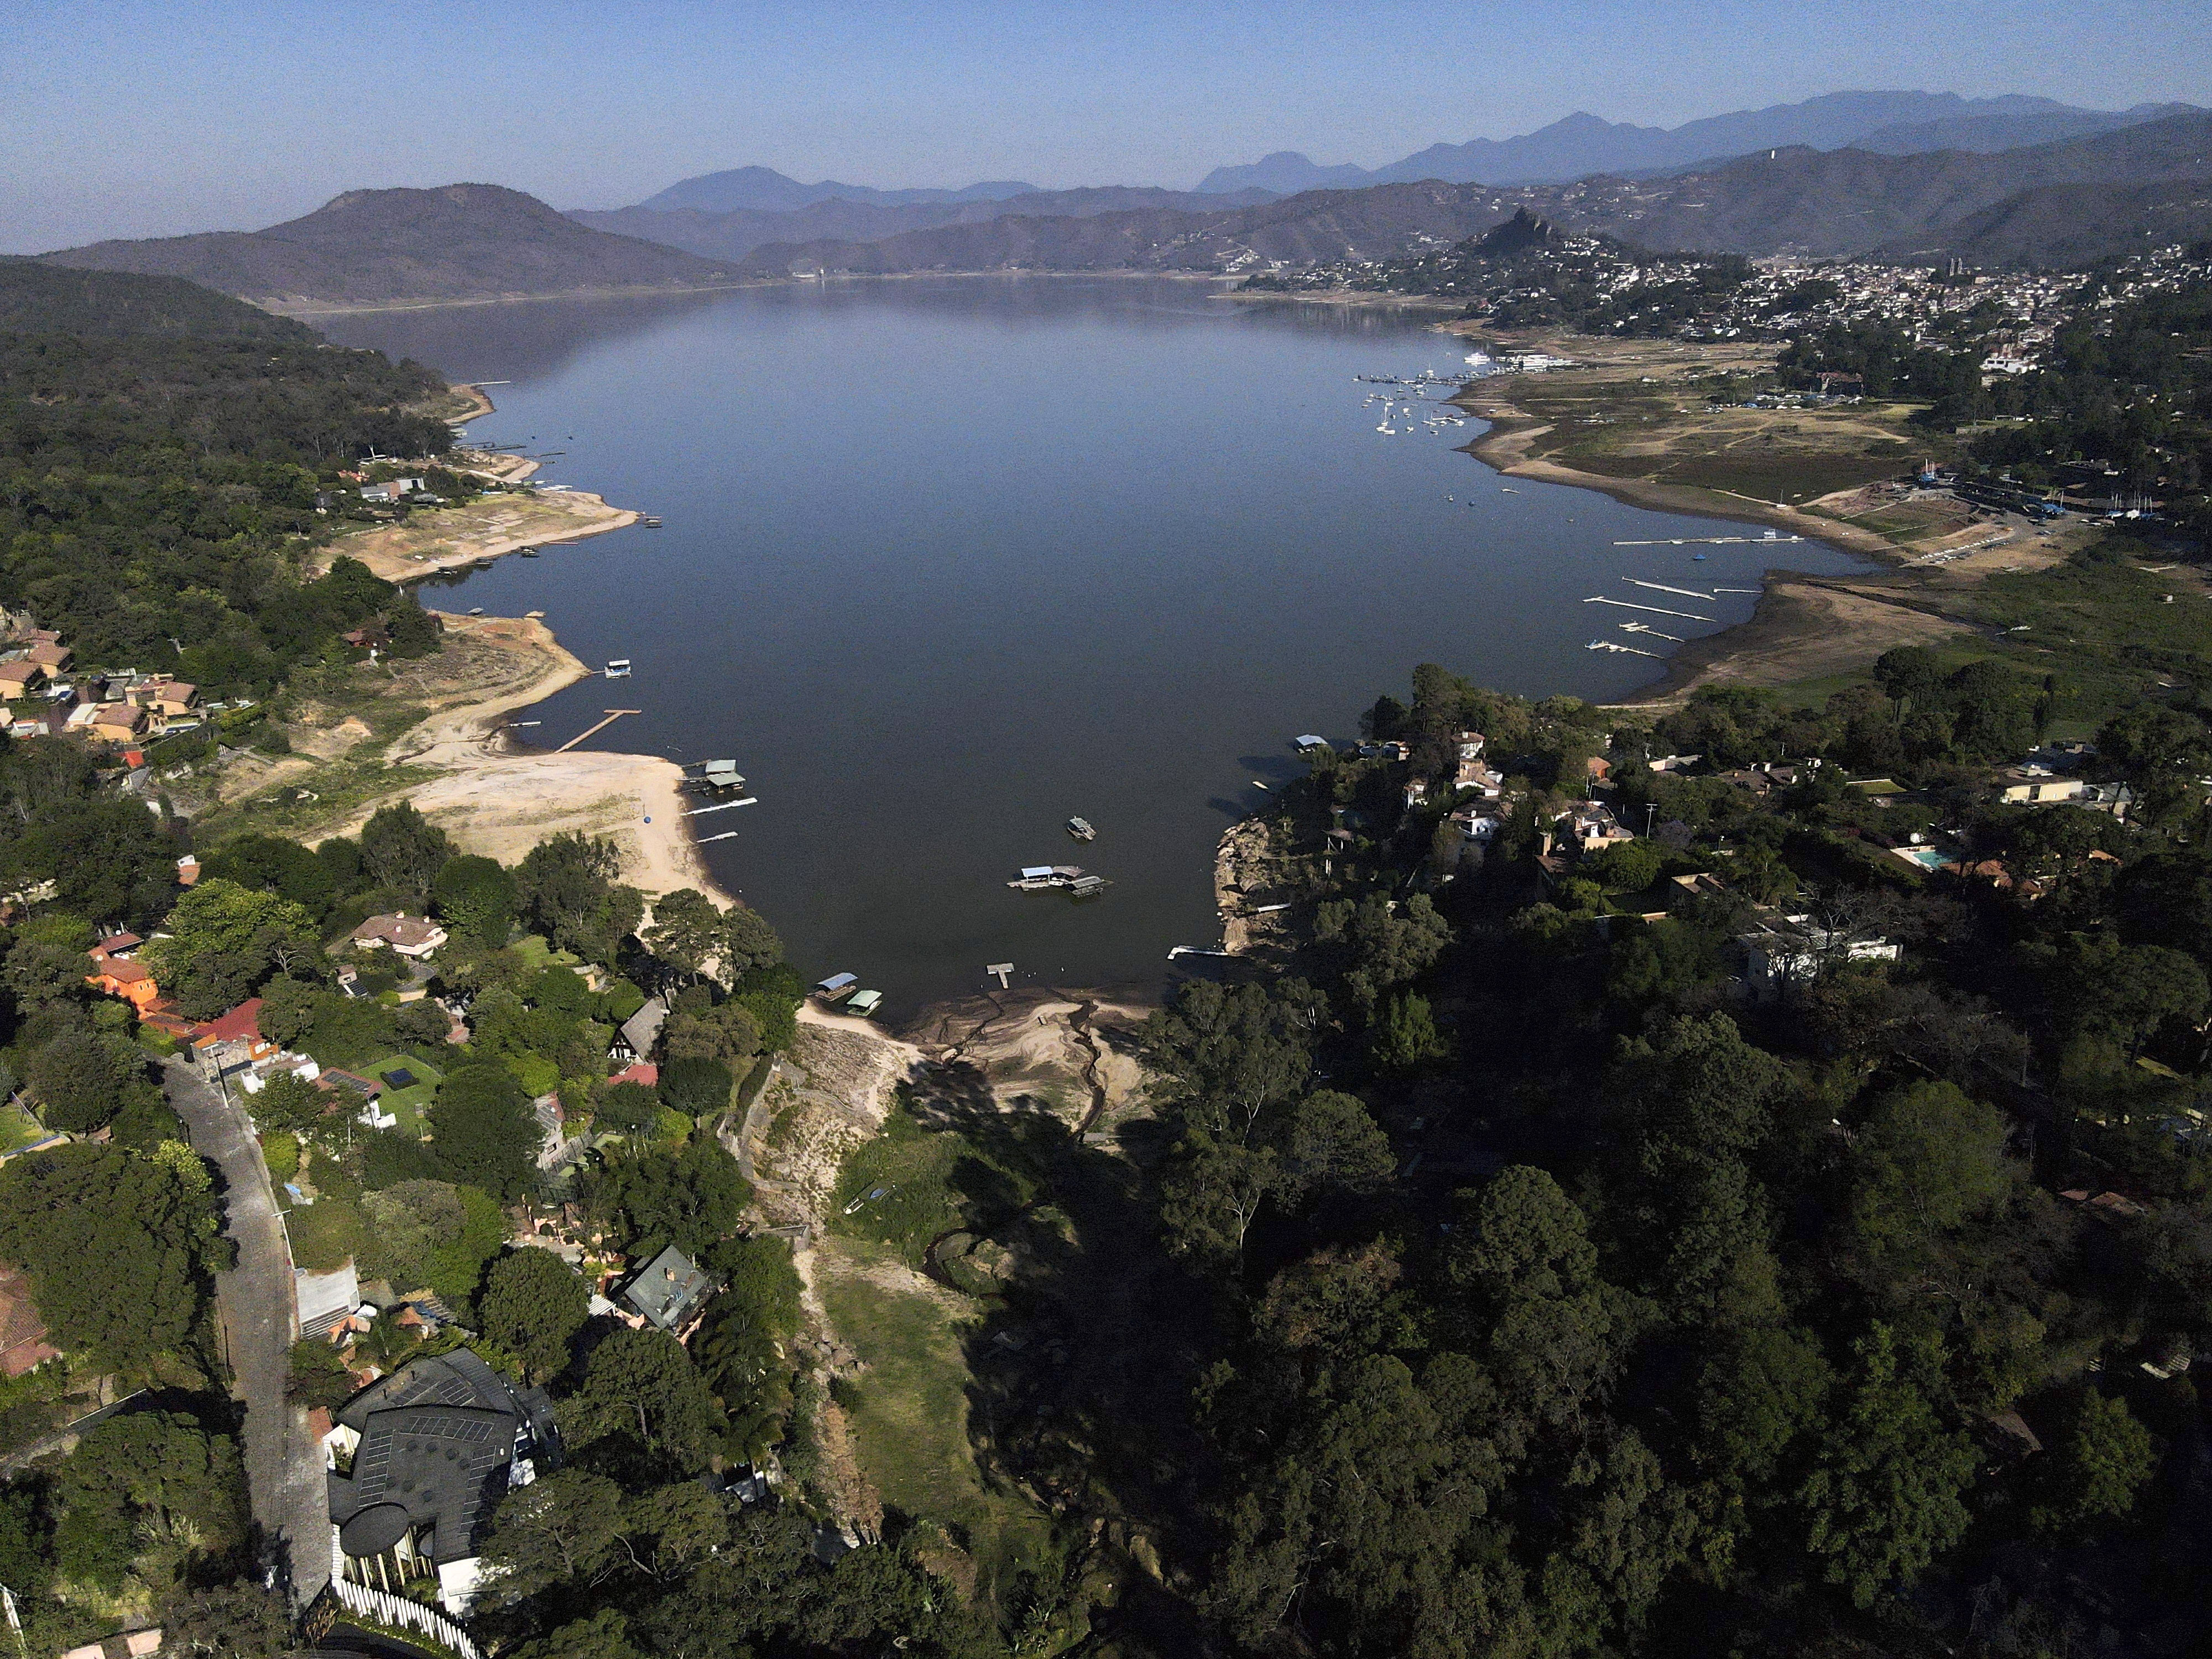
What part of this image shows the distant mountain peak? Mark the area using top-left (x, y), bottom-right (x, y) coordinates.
top-left (1198, 90), bottom-right (2206, 194)
top-left (633, 167), bottom-right (1044, 215)
top-left (1473, 206), bottom-right (1564, 253)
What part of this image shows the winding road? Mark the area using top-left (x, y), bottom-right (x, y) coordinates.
top-left (163, 1057), bottom-right (331, 1605)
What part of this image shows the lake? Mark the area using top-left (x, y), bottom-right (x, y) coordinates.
top-left (322, 277), bottom-right (1867, 1015)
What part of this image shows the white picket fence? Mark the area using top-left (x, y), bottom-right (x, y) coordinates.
top-left (327, 1575), bottom-right (482, 1659)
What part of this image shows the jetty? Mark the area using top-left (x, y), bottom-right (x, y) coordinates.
top-left (1609, 533), bottom-right (1802, 546)
top-left (1585, 596), bottom-right (1712, 622)
top-left (684, 797), bottom-right (756, 816)
top-left (1066, 816), bottom-right (1095, 841)
top-left (554, 709), bottom-right (641, 753)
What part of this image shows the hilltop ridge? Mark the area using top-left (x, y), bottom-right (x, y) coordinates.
top-left (39, 184), bottom-right (736, 310)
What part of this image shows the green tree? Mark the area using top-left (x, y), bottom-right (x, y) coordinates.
top-left (644, 889), bottom-right (724, 983)
top-left (160, 1583), bottom-right (294, 1659)
top-left (691, 1237), bottom-right (803, 1459)
top-left (246, 1070), bottom-right (327, 1140)
top-left (721, 907), bottom-right (784, 981)
top-left (1846, 1081), bottom-right (2016, 1295)
top-left (54, 1412), bottom-right (244, 1592)
top-left (1371, 990), bottom-right (1447, 1073)
top-left (433, 854), bottom-right (519, 948)
top-left (427, 1063), bottom-right (542, 1199)
top-left (1282, 1090), bottom-right (1396, 1199)
top-left (1313, 892), bottom-right (1452, 1018)
top-left (480, 1249), bottom-right (590, 1385)
top-left (0, 1143), bottom-right (225, 1374)
top-left (660, 1056), bottom-right (733, 1118)
top-left (360, 801), bottom-right (452, 898)
top-left (481, 1468), bottom-right (626, 1596)
top-left (596, 1081), bottom-right (662, 1136)
top-left (139, 879), bottom-right (319, 1019)
top-left (661, 1002), bottom-right (761, 1069)
top-left (1796, 1323), bottom-right (1975, 1608)
top-left (286, 1338), bottom-right (356, 1410)
top-left (588, 1140), bottom-right (749, 1258)
top-left (1449, 1165), bottom-right (1626, 1431)
top-left (1590, 838), bottom-right (1663, 893)
top-left (562, 1327), bottom-right (723, 1474)
top-left (2032, 1390), bottom-right (2156, 1535)
top-left (517, 833), bottom-right (643, 962)
top-left (24, 1029), bottom-right (140, 1134)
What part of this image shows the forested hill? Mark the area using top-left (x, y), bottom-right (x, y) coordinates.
top-left (38, 184), bottom-right (737, 309)
top-left (0, 260), bottom-right (317, 339)
top-left (0, 264), bottom-right (455, 681)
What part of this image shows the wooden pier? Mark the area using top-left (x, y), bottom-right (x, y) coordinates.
top-left (554, 709), bottom-right (641, 753)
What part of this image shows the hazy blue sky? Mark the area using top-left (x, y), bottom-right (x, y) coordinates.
top-left (4, 0), bottom-right (2207, 252)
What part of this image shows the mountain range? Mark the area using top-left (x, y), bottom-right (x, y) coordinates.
top-left (571, 183), bottom-right (1280, 263)
top-left (38, 184), bottom-right (734, 309)
top-left (629, 166), bottom-right (1044, 215)
top-left (730, 110), bottom-right (2212, 275)
top-left (1196, 92), bottom-right (2203, 194)
top-left (33, 98), bottom-right (2212, 312)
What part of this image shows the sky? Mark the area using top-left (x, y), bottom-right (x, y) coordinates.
top-left (3, 0), bottom-right (2208, 253)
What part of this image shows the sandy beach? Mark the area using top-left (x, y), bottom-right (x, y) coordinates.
top-left (318, 487), bottom-right (638, 584)
top-left (306, 610), bottom-right (722, 903)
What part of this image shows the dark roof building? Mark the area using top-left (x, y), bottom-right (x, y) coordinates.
top-left (619, 1245), bottom-right (715, 1334)
top-left (324, 1350), bottom-right (556, 1613)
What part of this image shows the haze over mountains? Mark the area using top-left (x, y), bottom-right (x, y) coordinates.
top-left (572, 181), bottom-right (1280, 263)
top-left (29, 91), bottom-right (2212, 311)
top-left (1196, 91), bottom-right (2201, 193)
top-left (728, 109), bottom-right (2212, 277)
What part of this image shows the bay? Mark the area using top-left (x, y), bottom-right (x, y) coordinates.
top-left (321, 276), bottom-right (1869, 1015)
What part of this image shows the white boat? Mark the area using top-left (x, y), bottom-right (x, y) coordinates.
top-left (604, 659), bottom-right (632, 679)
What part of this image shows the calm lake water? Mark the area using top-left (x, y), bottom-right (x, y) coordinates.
top-left (322, 278), bottom-right (1867, 1015)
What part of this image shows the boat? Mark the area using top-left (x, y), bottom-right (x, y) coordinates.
top-left (1251, 780), bottom-right (1270, 791)
top-left (518, 546), bottom-right (539, 557)
top-left (1500, 486), bottom-right (1519, 493)
top-left (1068, 875), bottom-right (1111, 898)
top-left (642, 517), bottom-right (662, 528)
top-left (472, 559), bottom-right (495, 570)
top-left (604, 659), bottom-right (633, 679)
top-left (1066, 816), bottom-right (1095, 841)
top-left (466, 607), bottom-right (485, 616)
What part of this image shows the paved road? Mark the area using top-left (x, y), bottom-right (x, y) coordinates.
top-left (164, 1058), bottom-right (330, 1605)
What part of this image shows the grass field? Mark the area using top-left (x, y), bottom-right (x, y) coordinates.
top-left (362, 1052), bottom-right (442, 1134)
top-left (817, 1239), bottom-right (1052, 1588)
top-left (830, 1107), bottom-right (985, 1266)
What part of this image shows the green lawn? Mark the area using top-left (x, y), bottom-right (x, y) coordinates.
top-left (829, 1108), bottom-right (976, 1267)
top-left (509, 934), bottom-right (583, 971)
top-left (361, 1052), bottom-right (442, 1135)
top-left (0, 1103), bottom-right (53, 1156)
top-left (817, 1240), bottom-right (1051, 1587)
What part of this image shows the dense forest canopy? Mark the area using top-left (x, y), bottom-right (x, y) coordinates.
top-left (0, 265), bottom-right (455, 687)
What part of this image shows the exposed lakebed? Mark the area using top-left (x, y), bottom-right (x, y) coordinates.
top-left (321, 277), bottom-right (1869, 1014)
